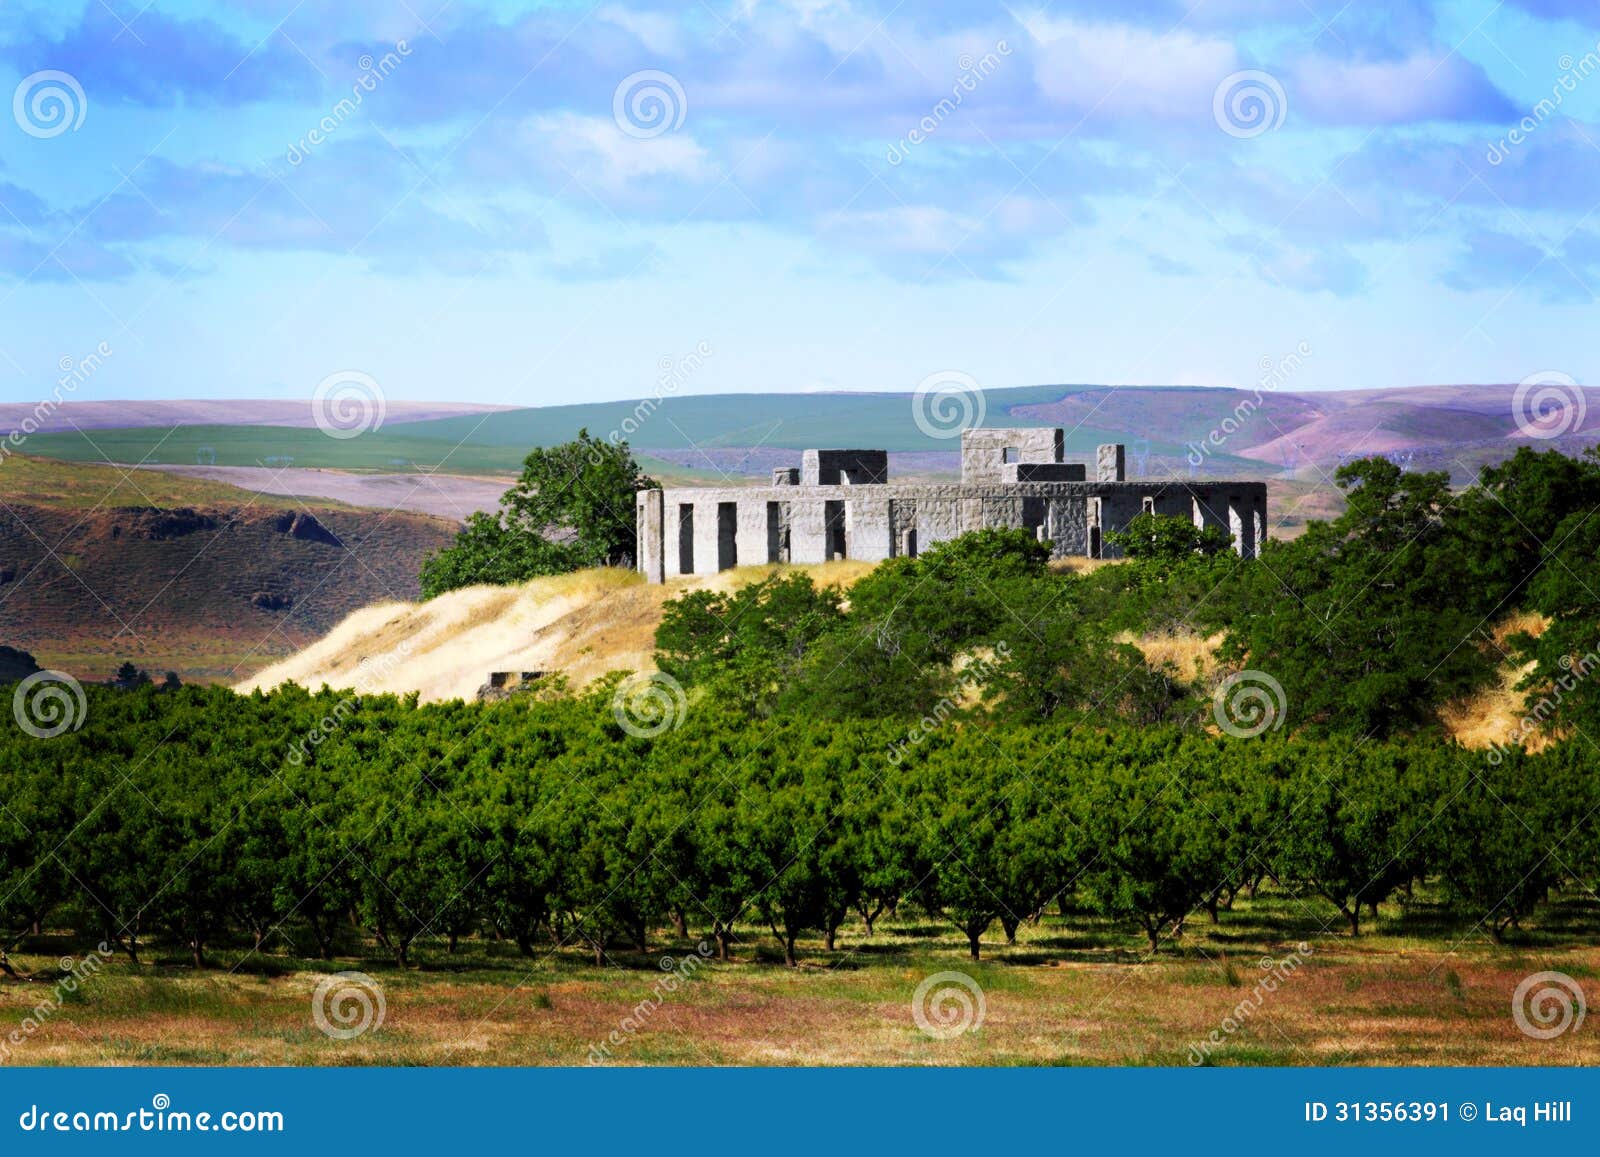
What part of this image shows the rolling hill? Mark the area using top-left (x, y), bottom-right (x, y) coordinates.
top-left (13, 383), bottom-right (1589, 485)
top-left (0, 455), bottom-right (457, 681)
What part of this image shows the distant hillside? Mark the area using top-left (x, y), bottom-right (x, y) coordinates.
top-left (0, 398), bottom-right (514, 434)
top-left (14, 383), bottom-right (1590, 484)
top-left (0, 456), bottom-right (456, 681)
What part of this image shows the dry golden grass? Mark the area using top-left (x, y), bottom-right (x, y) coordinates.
top-left (237, 560), bottom-right (887, 702)
top-left (1049, 556), bottom-right (1126, 576)
top-left (1441, 611), bottom-right (1551, 751)
top-left (1123, 629), bottom-right (1225, 682)
top-left (8, 892), bottom-right (1600, 1067)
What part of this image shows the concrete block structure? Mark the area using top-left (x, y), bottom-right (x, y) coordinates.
top-left (636, 428), bottom-right (1267, 582)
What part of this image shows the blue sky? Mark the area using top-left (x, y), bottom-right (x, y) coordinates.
top-left (0, 0), bottom-right (1596, 406)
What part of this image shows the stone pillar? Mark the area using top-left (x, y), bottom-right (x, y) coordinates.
top-left (735, 497), bottom-right (768, 567)
top-left (1045, 495), bottom-right (1088, 556)
top-left (789, 498), bottom-right (827, 563)
top-left (636, 489), bottom-right (664, 583)
top-left (848, 497), bottom-right (893, 562)
top-left (1096, 444), bottom-right (1126, 482)
top-left (920, 499), bottom-right (962, 552)
top-left (1227, 493), bottom-right (1255, 558)
top-left (693, 501), bottom-right (722, 575)
top-left (1253, 492), bottom-right (1268, 558)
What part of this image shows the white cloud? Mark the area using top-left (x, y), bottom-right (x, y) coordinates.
top-left (528, 113), bottom-right (712, 192)
top-left (1291, 50), bottom-right (1513, 124)
top-left (596, 4), bottom-right (685, 55)
top-left (1022, 15), bottom-right (1238, 121)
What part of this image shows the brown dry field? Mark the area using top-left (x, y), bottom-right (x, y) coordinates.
top-left (4, 894), bottom-right (1598, 1067)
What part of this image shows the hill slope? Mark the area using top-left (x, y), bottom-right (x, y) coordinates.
top-left (237, 562), bottom-right (875, 703)
top-left (17, 383), bottom-right (1591, 484)
top-left (0, 456), bottom-right (457, 681)
top-left (240, 562), bottom-right (1546, 756)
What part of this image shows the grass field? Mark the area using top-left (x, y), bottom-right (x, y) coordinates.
top-left (0, 453), bottom-right (331, 511)
top-left (13, 426), bottom-right (745, 485)
top-left (5, 890), bottom-right (1596, 1067)
top-left (12, 384), bottom-right (1270, 476)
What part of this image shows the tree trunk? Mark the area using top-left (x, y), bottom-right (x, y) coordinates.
top-left (672, 908), bottom-right (688, 939)
top-left (824, 927), bottom-right (836, 952)
top-left (857, 902), bottom-right (884, 937)
top-left (308, 914), bottom-right (333, 960)
top-left (447, 931), bottom-right (458, 954)
top-left (715, 925), bottom-right (733, 961)
top-left (1000, 914), bottom-right (1019, 945)
top-left (191, 938), bottom-right (206, 968)
top-left (966, 928), bottom-right (982, 960)
top-left (784, 932), bottom-right (798, 967)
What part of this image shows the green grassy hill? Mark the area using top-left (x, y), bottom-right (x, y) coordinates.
top-left (15, 385), bottom-right (1266, 474)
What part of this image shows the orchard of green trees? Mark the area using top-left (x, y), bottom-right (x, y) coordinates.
top-left (0, 679), bottom-right (1594, 973)
top-left (5, 445), bottom-right (1600, 973)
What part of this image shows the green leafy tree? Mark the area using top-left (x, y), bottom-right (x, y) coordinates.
top-left (1215, 458), bottom-right (1492, 736)
top-left (1107, 512), bottom-right (1232, 563)
top-left (420, 430), bottom-right (657, 598)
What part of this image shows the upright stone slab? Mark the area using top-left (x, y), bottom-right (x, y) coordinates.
top-left (1096, 444), bottom-right (1126, 482)
top-left (636, 489), bottom-right (664, 583)
top-left (789, 498), bottom-right (828, 564)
